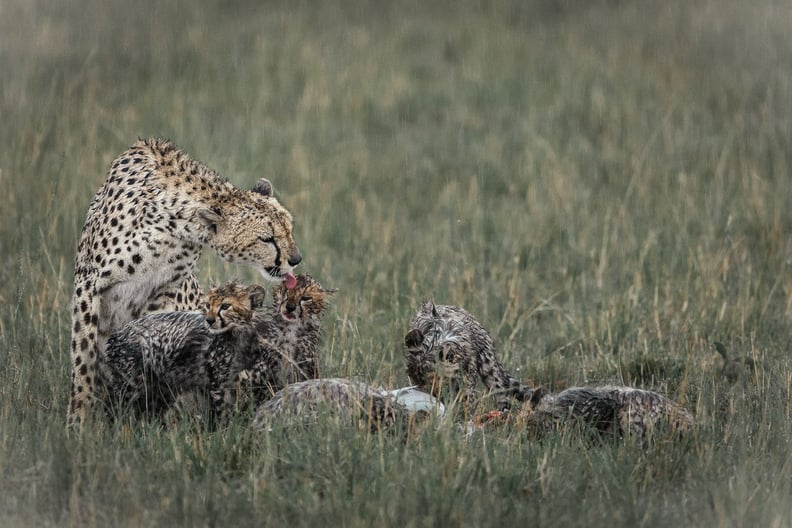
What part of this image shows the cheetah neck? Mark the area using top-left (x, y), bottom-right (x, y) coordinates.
top-left (274, 317), bottom-right (321, 348)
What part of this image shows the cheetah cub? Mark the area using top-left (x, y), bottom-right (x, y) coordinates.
top-left (404, 302), bottom-right (532, 414)
top-left (102, 275), bottom-right (333, 423)
top-left (520, 386), bottom-right (694, 443)
top-left (238, 274), bottom-right (336, 405)
top-left (252, 378), bottom-right (406, 433)
top-left (100, 280), bottom-right (267, 422)
top-left (253, 379), bottom-right (444, 434)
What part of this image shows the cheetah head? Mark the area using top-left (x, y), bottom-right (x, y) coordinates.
top-left (271, 274), bottom-right (336, 323)
top-left (199, 178), bottom-right (302, 288)
top-left (403, 328), bottom-right (464, 398)
top-left (425, 341), bottom-right (467, 399)
top-left (434, 341), bottom-right (465, 379)
top-left (203, 280), bottom-right (267, 333)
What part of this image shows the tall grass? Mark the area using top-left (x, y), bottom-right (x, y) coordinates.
top-left (2, 0), bottom-right (792, 525)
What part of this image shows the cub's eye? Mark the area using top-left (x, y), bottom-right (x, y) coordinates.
top-left (259, 236), bottom-right (275, 244)
top-left (220, 303), bottom-right (231, 311)
top-left (300, 295), bottom-right (312, 303)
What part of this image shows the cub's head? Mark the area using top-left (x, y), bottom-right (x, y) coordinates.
top-left (271, 274), bottom-right (336, 323)
top-left (199, 178), bottom-right (302, 287)
top-left (203, 280), bottom-right (267, 333)
top-left (403, 328), bottom-right (465, 398)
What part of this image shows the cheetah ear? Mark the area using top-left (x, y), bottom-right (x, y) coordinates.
top-left (404, 328), bottom-right (424, 348)
top-left (197, 207), bottom-right (222, 233)
top-left (431, 303), bottom-right (439, 318)
top-left (247, 285), bottom-right (267, 309)
top-left (252, 178), bottom-right (273, 197)
top-left (529, 387), bottom-right (547, 409)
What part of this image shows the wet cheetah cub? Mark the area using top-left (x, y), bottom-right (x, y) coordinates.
top-left (100, 280), bottom-right (266, 421)
top-left (520, 386), bottom-right (694, 442)
top-left (238, 274), bottom-right (336, 405)
top-left (253, 378), bottom-right (444, 434)
top-left (404, 302), bottom-right (532, 413)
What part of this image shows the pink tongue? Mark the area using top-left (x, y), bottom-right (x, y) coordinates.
top-left (283, 272), bottom-right (297, 289)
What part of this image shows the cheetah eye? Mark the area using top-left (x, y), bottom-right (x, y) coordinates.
top-left (300, 295), bottom-right (312, 303)
top-left (259, 236), bottom-right (275, 244)
top-left (220, 303), bottom-right (231, 311)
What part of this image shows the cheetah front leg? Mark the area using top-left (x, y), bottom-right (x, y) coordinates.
top-left (68, 281), bottom-right (103, 429)
top-left (459, 367), bottom-right (479, 415)
top-left (244, 358), bottom-right (281, 407)
top-left (229, 369), bottom-right (254, 415)
top-left (204, 369), bottom-right (254, 424)
top-left (289, 352), bottom-right (320, 383)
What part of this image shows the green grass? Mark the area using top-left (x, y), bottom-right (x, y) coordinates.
top-left (3, 0), bottom-right (792, 525)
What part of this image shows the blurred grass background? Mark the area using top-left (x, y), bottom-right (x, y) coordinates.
top-left (2, 0), bottom-right (792, 525)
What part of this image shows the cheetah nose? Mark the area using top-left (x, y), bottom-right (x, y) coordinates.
top-left (287, 250), bottom-right (302, 267)
top-left (205, 316), bottom-right (215, 326)
top-left (285, 302), bottom-right (297, 312)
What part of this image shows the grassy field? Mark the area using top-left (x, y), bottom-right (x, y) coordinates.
top-left (3, 0), bottom-right (792, 525)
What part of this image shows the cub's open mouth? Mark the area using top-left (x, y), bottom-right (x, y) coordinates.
top-left (282, 272), bottom-right (297, 289)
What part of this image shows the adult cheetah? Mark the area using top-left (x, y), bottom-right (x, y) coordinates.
top-left (69, 138), bottom-right (301, 428)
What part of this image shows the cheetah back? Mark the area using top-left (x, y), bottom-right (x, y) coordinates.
top-left (253, 378), bottom-right (405, 432)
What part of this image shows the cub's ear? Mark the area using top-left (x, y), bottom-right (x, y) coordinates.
top-left (247, 285), bottom-right (267, 309)
top-left (197, 207), bottom-right (222, 233)
top-left (404, 329), bottom-right (424, 348)
top-left (252, 178), bottom-right (273, 197)
top-left (529, 387), bottom-right (547, 409)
